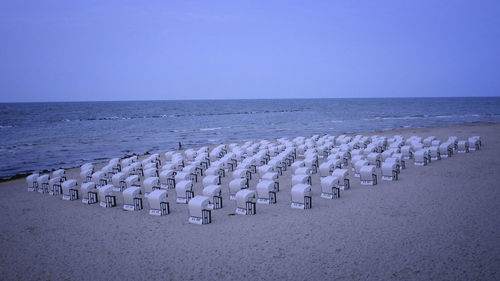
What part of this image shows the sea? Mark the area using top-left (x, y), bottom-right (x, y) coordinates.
top-left (1, 97), bottom-right (499, 180)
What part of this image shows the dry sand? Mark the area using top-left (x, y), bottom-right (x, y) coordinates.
top-left (1, 122), bottom-right (500, 280)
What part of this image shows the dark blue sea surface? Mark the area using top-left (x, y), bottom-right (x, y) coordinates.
top-left (1, 97), bottom-right (499, 179)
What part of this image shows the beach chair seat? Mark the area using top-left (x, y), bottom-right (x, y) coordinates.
top-left (147, 189), bottom-right (169, 216)
top-left (130, 162), bottom-right (143, 176)
top-left (194, 153), bottom-right (210, 169)
top-left (175, 180), bottom-right (194, 204)
top-left (161, 163), bottom-right (177, 171)
top-left (458, 140), bottom-right (469, 153)
top-left (290, 184), bottom-right (312, 209)
top-left (99, 164), bottom-right (115, 180)
top-left (124, 175), bottom-right (140, 189)
top-left (320, 176), bottom-right (340, 199)
top-left (98, 184), bottom-right (116, 208)
top-left (80, 168), bottom-right (93, 183)
top-left (163, 151), bottom-right (175, 162)
top-left (52, 169), bottom-right (66, 180)
top-left (174, 172), bottom-right (195, 185)
top-left (120, 165), bottom-right (135, 177)
top-left (354, 159), bottom-right (369, 178)
top-left (294, 167), bottom-right (312, 176)
top-left (260, 172), bottom-right (279, 184)
top-left (232, 168), bottom-right (251, 180)
top-left (360, 165), bottom-right (377, 185)
top-left (120, 156), bottom-right (137, 168)
top-left (439, 142), bottom-right (453, 158)
top-left (350, 155), bottom-right (365, 168)
top-left (384, 157), bottom-right (401, 172)
top-left (423, 136), bottom-right (436, 147)
top-left (202, 185), bottom-right (223, 209)
top-left (401, 146), bottom-right (413, 160)
top-left (143, 162), bottom-right (158, 171)
top-left (381, 150), bottom-right (395, 162)
top-left (319, 161), bottom-right (336, 177)
top-left (171, 155), bottom-right (185, 170)
top-left (111, 172), bottom-right (127, 191)
top-left (303, 157), bottom-right (318, 174)
top-left (381, 162), bottom-right (399, 181)
top-left (367, 152), bottom-right (381, 168)
top-left (351, 149), bottom-right (363, 157)
top-left (81, 163), bottom-right (94, 172)
top-left (143, 167), bottom-right (158, 178)
top-left (48, 176), bottom-right (64, 195)
top-left (61, 179), bottom-right (79, 201)
top-left (188, 196), bottom-right (212, 224)
top-left (108, 158), bottom-right (121, 173)
top-left (229, 178), bottom-right (248, 200)
top-left (290, 161), bottom-right (306, 173)
top-left (469, 136), bottom-right (481, 150)
top-left (184, 149), bottom-right (197, 161)
top-left (390, 153), bottom-right (406, 169)
top-left (291, 174), bottom-right (311, 186)
top-left (91, 171), bottom-right (108, 187)
top-left (123, 186), bottom-right (142, 211)
top-left (268, 158), bottom-right (284, 173)
top-left (81, 182), bottom-right (98, 204)
top-left (257, 165), bottom-right (274, 178)
top-left (235, 189), bottom-right (256, 215)
top-left (431, 140), bottom-right (441, 147)
top-left (205, 166), bottom-right (225, 177)
top-left (363, 144), bottom-right (377, 156)
top-left (202, 175), bottom-right (221, 187)
top-left (183, 164), bottom-right (202, 178)
top-left (448, 136), bottom-right (458, 151)
top-left (256, 180), bottom-right (278, 204)
top-left (142, 177), bottom-right (160, 194)
top-left (414, 149), bottom-right (429, 166)
top-left (332, 168), bottom-right (350, 190)
top-left (159, 169), bottom-right (176, 189)
top-left (36, 174), bottom-right (50, 194)
top-left (429, 146), bottom-right (441, 161)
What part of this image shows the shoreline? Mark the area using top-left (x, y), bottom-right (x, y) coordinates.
top-left (2, 121), bottom-right (498, 183)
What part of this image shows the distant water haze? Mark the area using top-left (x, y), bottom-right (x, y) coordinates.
top-left (1, 97), bottom-right (499, 179)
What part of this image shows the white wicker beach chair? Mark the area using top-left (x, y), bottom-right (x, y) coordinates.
top-left (202, 185), bottom-right (223, 209)
top-left (256, 180), bottom-right (278, 204)
top-left (175, 180), bottom-right (194, 204)
top-left (290, 184), bottom-right (312, 209)
top-left (235, 189), bottom-right (256, 215)
top-left (229, 178), bottom-right (248, 200)
top-left (320, 176), bottom-right (340, 199)
top-left (188, 195), bottom-right (212, 224)
top-left (360, 165), bottom-right (377, 185)
top-left (147, 189), bottom-right (169, 216)
top-left (122, 186), bottom-right (142, 211)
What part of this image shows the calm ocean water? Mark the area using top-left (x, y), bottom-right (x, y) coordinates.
top-left (1, 97), bottom-right (499, 180)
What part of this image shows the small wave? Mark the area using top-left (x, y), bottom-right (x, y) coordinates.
top-left (200, 127), bottom-right (222, 131)
top-left (0, 125), bottom-right (13, 128)
top-left (74, 109), bottom-right (305, 122)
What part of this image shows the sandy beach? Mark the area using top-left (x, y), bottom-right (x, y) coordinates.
top-left (1, 122), bottom-right (500, 280)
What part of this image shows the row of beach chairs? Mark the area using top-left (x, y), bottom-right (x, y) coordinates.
top-left (26, 134), bottom-right (482, 225)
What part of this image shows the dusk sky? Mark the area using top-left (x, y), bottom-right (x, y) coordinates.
top-left (1, 0), bottom-right (499, 102)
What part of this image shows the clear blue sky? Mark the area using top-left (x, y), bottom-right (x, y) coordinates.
top-left (1, 0), bottom-right (499, 102)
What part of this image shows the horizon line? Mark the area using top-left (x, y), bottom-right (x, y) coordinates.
top-left (1, 95), bottom-right (499, 104)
